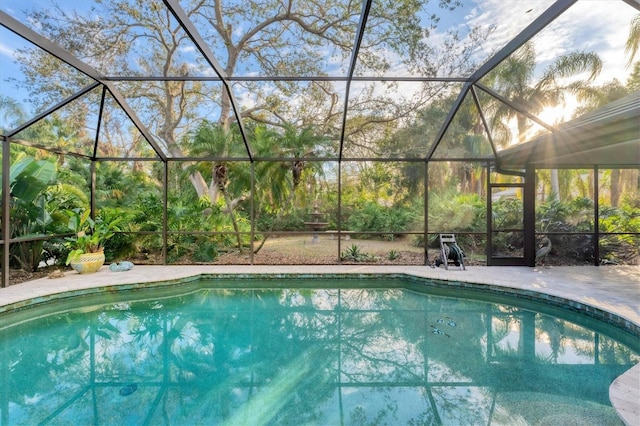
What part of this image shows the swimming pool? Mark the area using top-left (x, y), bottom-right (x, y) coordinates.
top-left (1, 276), bottom-right (637, 425)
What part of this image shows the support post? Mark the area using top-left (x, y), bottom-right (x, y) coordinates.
top-left (250, 162), bottom-right (255, 265)
top-left (90, 161), bottom-right (96, 219)
top-left (163, 161), bottom-right (168, 265)
top-left (1, 137), bottom-right (10, 288)
top-left (523, 166), bottom-right (536, 266)
top-left (486, 162), bottom-right (492, 266)
top-left (424, 161), bottom-right (429, 265)
top-left (337, 161), bottom-right (342, 263)
top-left (594, 166), bottom-right (599, 266)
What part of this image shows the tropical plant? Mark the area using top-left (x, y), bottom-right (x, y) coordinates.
top-left (428, 191), bottom-right (485, 232)
top-left (341, 244), bottom-right (362, 261)
top-left (185, 121), bottom-right (250, 251)
top-left (251, 123), bottom-right (330, 253)
top-left (193, 240), bottom-right (219, 263)
top-left (4, 156), bottom-right (57, 271)
top-left (340, 244), bottom-right (375, 262)
top-left (64, 208), bottom-right (122, 265)
top-left (343, 201), bottom-right (417, 240)
top-left (278, 124), bottom-right (329, 189)
top-left (599, 201), bottom-right (640, 264)
top-left (387, 249), bottom-right (399, 261)
top-left (536, 197), bottom-right (592, 233)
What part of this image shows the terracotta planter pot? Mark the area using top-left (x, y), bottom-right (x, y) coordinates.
top-left (70, 251), bottom-right (105, 274)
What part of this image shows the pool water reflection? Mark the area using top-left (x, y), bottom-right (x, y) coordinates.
top-left (1, 278), bottom-right (637, 425)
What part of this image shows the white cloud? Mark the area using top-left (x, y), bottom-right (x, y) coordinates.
top-left (199, 66), bottom-right (219, 78)
top-left (0, 41), bottom-right (17, 60)
top-left (461, 0), bottom-right (637, 86)
top-left (466, 0), bottom-right (557, 60)
top-left (531, 1), bottom-right (635, 84)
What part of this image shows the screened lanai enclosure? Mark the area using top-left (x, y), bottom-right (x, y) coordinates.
top-left (1, 0), bottom-right (639, 285)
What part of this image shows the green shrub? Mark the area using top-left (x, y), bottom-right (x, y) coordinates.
top-left (343, 201), bottom-right (417, 240)
top-left (257, 208), bottom-right (308, 231)
top-left (428, 192), bottom-right (485, 232)
top-left (193, 241), bottom-right (219, 263)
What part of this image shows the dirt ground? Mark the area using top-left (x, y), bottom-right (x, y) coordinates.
top-left (7, 265), bottom-right (62, 286)
top-left (7, 231), bottom-right (636, 285)
top-left (212, 235), bottom-right (449, 266)
top-left (2, 235), bottom-right (484, 285)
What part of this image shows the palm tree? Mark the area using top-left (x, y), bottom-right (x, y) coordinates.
top-left (574, 80), bottom-right (633, 207)
top-left (188, 121), bottom-right (249, 251)
top-left (625, 14), bottom-right (640, 68)
top-left (279, 123), bottom-right (328, 191)
top-left (0, 95), bottom-right (27, 134)
top-left (490, 42), bottom-right (602, 138)
top-left (486, 42), bottom-right (602, 200)
top-left (251, 125), bottom-right (291, 213)
top-left (252, 123), bottom-right (329, 254)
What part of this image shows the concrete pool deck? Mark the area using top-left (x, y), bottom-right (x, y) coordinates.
top-left (1, 264), bottom-right (638, 425)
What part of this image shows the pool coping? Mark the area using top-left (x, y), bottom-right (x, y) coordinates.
top-left (1, 264), bottom-right (638, 424)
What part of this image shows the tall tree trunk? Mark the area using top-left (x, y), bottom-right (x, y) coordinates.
top-left (477, 167), bottom-right (485, 197)
top-left (610, 169), bottom-right (621, 207)
top-left (187, 171), bottom-right (212, 199)
top-left (550, 169), bottom-right (560, 202)
top-left (253, 189), bottom-right (297, 255)
top-left (222, 189), bottom-right (244, 252)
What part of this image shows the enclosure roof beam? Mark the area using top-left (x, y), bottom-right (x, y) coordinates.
top-left (102, 85), bottom-right (166, 161)
top-left (338, 0), bottom-right (373, 161)
top-left (0, 11), bottom-right (103, 82)
top-left (469, 85), bottom-right (499, 160)
top-left (467, 0), bottom-right (577, 84)
top-left (103, 76), bottom-right (469, 83)
top-left (423, 1), bottom-right (575, 163)
top-left (0, 11), bottom-right (167, 162)
top-left (425, 83), bottom-right (471, 161)
top-left (7, 82), bottom-right (100, 138)
top-left (475, 83), bottom-right (556, 132)
top-left (163, 0), bottom-right (253, 162)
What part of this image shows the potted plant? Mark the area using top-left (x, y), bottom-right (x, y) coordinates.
top-left (64, 208), bottom-right (121, 273)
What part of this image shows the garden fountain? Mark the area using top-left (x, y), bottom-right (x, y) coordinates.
top-left (303, 202), bottom-right (328, 243)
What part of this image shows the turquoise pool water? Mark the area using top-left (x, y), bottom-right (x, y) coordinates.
top-left (0, 277), bottom-right (637, 425)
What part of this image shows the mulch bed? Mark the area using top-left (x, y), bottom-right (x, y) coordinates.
top-left (6, 265), bottom-right (69, 286)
